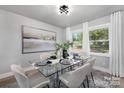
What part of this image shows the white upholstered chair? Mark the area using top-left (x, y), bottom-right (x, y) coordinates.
top-left (11, 64), bottom-right (50, 88)
top-left (59, 63), bottom-right (91, 88)
top-left (86, 57), bottom-right (96, 87)
top-left (88, 57), bottom-right (96, 67)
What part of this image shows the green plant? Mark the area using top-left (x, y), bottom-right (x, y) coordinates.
top-left (56, 41), bottom-right (73, 50)
top-left (55, 41), bottom-right (73, 56)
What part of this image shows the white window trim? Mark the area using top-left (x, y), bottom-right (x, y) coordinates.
top-left (89, 23), bottom-right (110, 57)
top-left (90, 52), bottom-right (110, 57)
top-left (89, 23), bottom-right (110, 31)
top-left (71, 29), bottom-right (82, 33)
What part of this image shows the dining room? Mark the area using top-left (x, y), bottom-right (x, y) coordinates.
top-left (0, 4), bottom-right (124, 88)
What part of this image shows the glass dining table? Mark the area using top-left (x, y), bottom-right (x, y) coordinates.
top-left (30, 57), bottom-right (89, 87)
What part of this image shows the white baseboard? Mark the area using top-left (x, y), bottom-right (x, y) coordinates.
top-left (0, 66), bottom-right (35, 80)
top-left (93, 66), bottom-right (110, 74)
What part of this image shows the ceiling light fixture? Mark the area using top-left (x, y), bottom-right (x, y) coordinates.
top-left (59, 5), bottom-right (69, 15)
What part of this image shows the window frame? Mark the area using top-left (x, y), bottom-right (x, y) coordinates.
top-left (88, 23), bottom-right (110, 57)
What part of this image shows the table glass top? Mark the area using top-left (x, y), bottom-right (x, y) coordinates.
top-left (31, 57), bottom-right (89, 77)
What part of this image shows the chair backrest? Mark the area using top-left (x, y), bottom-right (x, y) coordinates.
top-left (66, 63), bottom-right (91, 88)
top-left (86, 57), bottom-right (96, 74)
top-left (79, 52), bottom-right (89, 58)
top-left (11, 64), bottom-right (30, 88)
top-left (87, 57), bottom-right (96, 68)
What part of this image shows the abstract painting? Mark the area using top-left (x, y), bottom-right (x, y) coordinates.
top-left (22, 25), bottom-right (56, 53)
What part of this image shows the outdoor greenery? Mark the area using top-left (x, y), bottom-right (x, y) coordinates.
top-left (89, 28), bottom-right (109, 53)
top-left (89, 28), bottom-right (108, 40)
top-left (71, 28), bottom-right (109, 53)
top-left (72, 32), bottom-right (83, 49)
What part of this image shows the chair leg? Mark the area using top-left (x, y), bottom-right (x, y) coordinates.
top-left (91, 72), bottom-right (95, 86)
top-left (86, 75), bottom-right (89, 88)
top-left (82, 82), bottom-right (86, 88)
top-left (61, 69), bottom-right (64, 74)
top-left (47, 84), bottom-right (49, 88)
top-left (59, 80), bottom-right (69, 88)
top-left (58, 80), bottom-right (61, 88)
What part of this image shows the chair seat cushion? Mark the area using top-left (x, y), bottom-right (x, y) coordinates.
top-left (28, 70), bottom-right (50, 88)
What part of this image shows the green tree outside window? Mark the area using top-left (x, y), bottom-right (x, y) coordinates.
top-left (89, 28), bottom-right (109, 53)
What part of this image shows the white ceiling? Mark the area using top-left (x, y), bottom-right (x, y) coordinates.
top-left (0, 5), bottom-right (124, 28)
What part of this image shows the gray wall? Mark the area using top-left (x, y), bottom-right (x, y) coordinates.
top-left (0, 9), bottom-right (64, 74)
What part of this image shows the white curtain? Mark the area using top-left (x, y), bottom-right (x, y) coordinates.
top-left (82, 22), bottom-right (90, 57)
top-left (66, 27), bottom-right (72, 42)
top-left (110, 11), bottom-right (122, 77)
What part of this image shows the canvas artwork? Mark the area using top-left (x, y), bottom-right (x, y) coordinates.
top-left (22, 25), bottom-right (56, 53)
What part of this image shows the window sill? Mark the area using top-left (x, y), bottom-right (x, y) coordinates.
top-left (90, 52), bottom-right (110, 57)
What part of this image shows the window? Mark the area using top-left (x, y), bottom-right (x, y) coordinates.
top-left (89, 24), bottom-right (109, 54)
top-left (71, 31), bottom-right (83, 52)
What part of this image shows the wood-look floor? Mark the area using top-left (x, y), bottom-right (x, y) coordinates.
top-left (120, 77), bottom-right (124, 88)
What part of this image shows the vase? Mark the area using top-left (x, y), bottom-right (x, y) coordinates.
top-left (62, 49), bottom-right (69, 59)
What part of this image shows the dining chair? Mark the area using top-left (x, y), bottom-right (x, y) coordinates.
top-left (78, 52), bottom-right (89, 59)
top-left (86, 57), bottom-right (96, 87)
top-left (58, 63), bottom-right (91, 88)
top-left (10, 64), bottom-right (50, 88)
